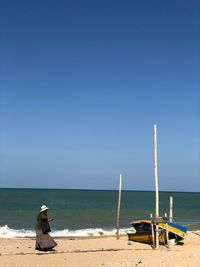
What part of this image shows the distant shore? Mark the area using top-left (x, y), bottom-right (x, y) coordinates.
top-left (0, 231), bottom-right (200, 267)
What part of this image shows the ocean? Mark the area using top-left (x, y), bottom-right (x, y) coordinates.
top-left (0, 189), bottom-right (199, 238)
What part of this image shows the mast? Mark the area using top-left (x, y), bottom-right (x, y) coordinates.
top-left (154, 124), bottom-right (159, 217)
top-left (116, 174), bottom-right (122, 239)
top-left (154, 124), bottom-right (159, 249)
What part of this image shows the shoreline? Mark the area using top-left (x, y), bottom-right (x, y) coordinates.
top-left (1, 230), bottom-right (200, 240)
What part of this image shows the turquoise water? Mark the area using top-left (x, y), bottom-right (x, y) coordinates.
top-left (0, 189), bottom-right (199, 237)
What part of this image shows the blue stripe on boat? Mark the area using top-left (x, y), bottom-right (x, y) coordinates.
top-left (168, 222), bottom-right (188, 233)
top-left (131, 218), bottom-right (188, 234)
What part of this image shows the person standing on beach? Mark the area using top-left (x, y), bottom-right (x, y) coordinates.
top-left (35, 205), bottom-right (57, 251)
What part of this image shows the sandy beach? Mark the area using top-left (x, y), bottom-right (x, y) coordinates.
top-left (0, 232), bottom-right (200, 267)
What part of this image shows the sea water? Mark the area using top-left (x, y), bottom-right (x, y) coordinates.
top-left (0, 188), bottom-right (199, 237)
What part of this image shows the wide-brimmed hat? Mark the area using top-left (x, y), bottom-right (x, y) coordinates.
top-left (40, 205), bottom-right (48, 212)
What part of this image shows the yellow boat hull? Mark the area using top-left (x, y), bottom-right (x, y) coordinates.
top-left (127, 231), bottom-right (168, 245)
top-left (127, 219), bottom-right (187, 245)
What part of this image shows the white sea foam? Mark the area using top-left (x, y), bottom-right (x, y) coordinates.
top-left (0, 225), bottom-right (35, 238)
top-left (0, 225), bottom-right (129, 238)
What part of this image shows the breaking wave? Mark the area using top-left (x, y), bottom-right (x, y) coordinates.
top-left (0, 225), bottom-right (129, 238)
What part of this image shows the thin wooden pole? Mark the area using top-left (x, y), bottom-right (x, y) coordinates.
top-left (154, 124), bottom-right (159, 249)
top-left (150, 213), bottom-right (155, 248)
top-left (164, 213), bottom-right (169, 247)
top-left (116, 174), bottom-right (122, 239)
top-left (169, 196), bottom-right (173, 223)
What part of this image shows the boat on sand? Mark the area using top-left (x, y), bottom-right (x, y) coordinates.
top-left (127, 218), bottom-right (187, 245)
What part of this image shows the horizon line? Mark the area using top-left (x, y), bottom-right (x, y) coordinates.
top-left (0, 187), bottom-right (199, 193)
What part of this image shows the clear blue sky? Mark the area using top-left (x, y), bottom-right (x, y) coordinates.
top-left (0, 0), bottom-right (199, 191)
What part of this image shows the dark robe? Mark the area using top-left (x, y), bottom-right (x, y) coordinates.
top-left (35, 212), bottom-right (57, 251)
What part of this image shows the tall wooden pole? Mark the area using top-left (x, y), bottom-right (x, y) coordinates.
top-left (116, 174), bottom-right (122, 240)
top-left (154, 124), bottom-right (159, 249)
top-left (169, 196), bottom-right (173, 223)
top-left (154, 124), bottom-right (159, 217)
